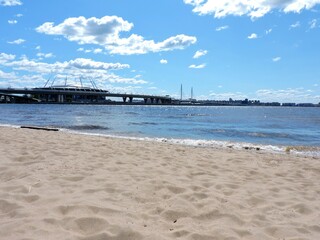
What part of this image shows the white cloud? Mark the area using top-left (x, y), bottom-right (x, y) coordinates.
top-left (248, 33), bottom-right (258, 39)
top-left (0, 53), bottom-right (126, 72)
top-left (206, 88), bottom-right (320, 103)
top-left (265, 28), bottom-right (272, 34)
top-left (2, 57), bottom-right (129, 72)
top-left (189, 63), bottom-right (206, 69)
top-left (0, 52), bottom-right (16, 63)
top-left (193, 50), bottom-right (208, 59)
top-left (0, 0), bottom-right (22, 6)
top-left (36, 52), bottom-right (54, 59)
top-left (102, 73), bottom-right (147, 85)
top-left (0, 52), bottom-right (147, 87)
top-left (35, 46), bottom-right (41, 50)
top-left (184, 0), bottom-right (320, 19)
top-left (15, 13), bottom-right (23, 17)
top-left (160, 59), bottom-right (168, 64)
top-left (104, 85), bottom-right (145, 94)
top-left (0, 69), bottom-right (17, 80)
top-left (36, 16), bottom-right (197, 55)
top-left (290, 21), bottom-right (301, 29)
top-left (93, 48), bottom-right (103, 54)
top-left (36, 16), bottom-right (133, 44)
top-left (209, 91), bottom-right (248, 100)
top-left (256, 88), bottom-right (319, 103)
top-left (7, 38), bottom-right (25, 44)
top-left (66, 58), bottom-right (130, 71)
top-left (309, 19), bottom-right (318, 29)
top-left (77, 48), bottom-right (103, 54)
top-left (272, 57), bottom-right (281, 62)
top-left (8, 19), bottom-right (17, 24)
top-left (107, 34), bottom-right (197, 55)
top-left (216, 25), bottom-right (229, 31)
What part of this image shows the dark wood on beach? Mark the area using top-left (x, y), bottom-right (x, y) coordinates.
top-left (20, 126), bottom-right (59, 132)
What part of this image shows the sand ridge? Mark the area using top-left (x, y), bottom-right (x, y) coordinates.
top-left (0, 127), bottom-right (319, 240)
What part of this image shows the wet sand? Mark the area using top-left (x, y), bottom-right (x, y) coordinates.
top-left (0, 126), bottom-right (319, 240)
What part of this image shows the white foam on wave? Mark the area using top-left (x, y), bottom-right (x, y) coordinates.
top-left (0, 123), bottom-right (21, 128)
top-left (2, 125), bottom-right (318, 158)
top-left (285, 147), bottom-right (320, 158)
top-left (153, 138), bottom-right (287, 154)
top-left (60, 128), bottom-right (294, 156)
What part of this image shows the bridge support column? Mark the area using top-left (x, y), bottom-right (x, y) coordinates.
top-left (58, 95), bottom-right (65, 103)
top-left (144, 98), bottom-right (147, 104)
top-left (129, 97), bottom-right (133, 103)
top-left (123, 97), bottom-right (127, 103)
top-left (150, 98), bottom-right (154, 104)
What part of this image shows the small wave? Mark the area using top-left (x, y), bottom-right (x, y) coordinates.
top-left (34, 128), bottom-right (320, 158)
top-left (248, 132), bottom-right (268, 138)
top-left (0, 123), bottom-right (20, 128)
top-left (204, 129), bottom-right (226, 133)
top-left (150, 138), bottom-right (319, 157)
top-left (248, 132), bottom-right (290, 138)
top-left (129, 122), bottom-right (158, 126)
top-left (170, 113), bottom-right (214, 118)
top-left (166, 115), bottom-right (185, 119)
top-left (23, 115), bottom-right (35, 119)
top-left (205, 128), bottom-right (291, 139)
top-left (186, 113), bottom-right (213, 117)
top-left (125, 112), bottom-right (139, 115)
top-left (74, 112), bottom-right (92, 116)
top-left (66, 125), bottom-right (110, 131)
top-left (285, 146), bottom-right (320, 158)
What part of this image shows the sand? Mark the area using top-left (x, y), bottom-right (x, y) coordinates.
top-left (0, 126), bottom-right (319, 240)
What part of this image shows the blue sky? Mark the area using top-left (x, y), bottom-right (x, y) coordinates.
top-left (0, 0), bottom-right (319, 103)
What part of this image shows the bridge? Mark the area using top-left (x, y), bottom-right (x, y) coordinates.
top-left (0, 86), bottom-right (173, 104)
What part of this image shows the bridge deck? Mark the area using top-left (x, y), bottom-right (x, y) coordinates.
top-left (0, 87), bottom-right (172, 104)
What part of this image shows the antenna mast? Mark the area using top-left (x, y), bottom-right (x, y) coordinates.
top-left (89, 77), bottom-right (98, 89)
top-left (44, 76), bottom-right (51, 88)
top-left (79, 76), bottom-right (83, 88)
top-left (44, 71), bottom-right (53, 88)
top-left (50, 76), bottom-right (57, 87)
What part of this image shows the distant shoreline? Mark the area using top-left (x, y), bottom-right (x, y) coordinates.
top-left (0, 102), bottom-right (319, 107)
top-left (1, 86), bottom-right (319, 106)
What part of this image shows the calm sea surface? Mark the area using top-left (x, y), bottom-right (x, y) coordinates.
top-left (0, 104), bottom-right (319, 153)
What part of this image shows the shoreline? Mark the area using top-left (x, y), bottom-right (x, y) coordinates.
top-left (1, 126), bottom-right (320, 239)
top-left (1, 124), bottom-right (320, 159)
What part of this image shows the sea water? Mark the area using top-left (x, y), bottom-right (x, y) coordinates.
top-left (0, 104), bottom-right (319, 156)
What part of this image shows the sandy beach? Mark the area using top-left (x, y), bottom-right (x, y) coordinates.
top-left (0, 126), bottom-right (319, 240)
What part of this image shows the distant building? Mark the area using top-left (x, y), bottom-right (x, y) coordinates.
top-left (296, 103), bottom-right (316, 107)
top-left (282, 103), bottom-right (296, 107)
